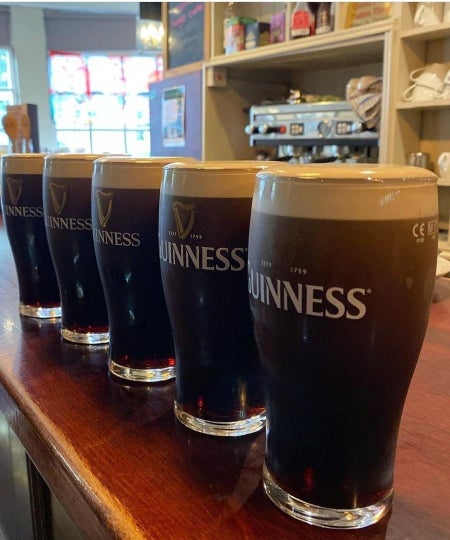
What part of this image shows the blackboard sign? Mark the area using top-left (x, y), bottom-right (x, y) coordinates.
top-left (167, 2), bottom-right (205, 70)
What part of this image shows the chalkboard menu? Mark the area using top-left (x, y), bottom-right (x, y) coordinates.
top-left (167, 2), bottom-right (205, 70)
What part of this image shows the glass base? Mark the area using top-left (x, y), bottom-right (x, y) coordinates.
top-left (263, 464), bottom-right (392, 529)
top-left (174, 402), bottom-right (266, 437)
top-left (19, 303), bottom-right (61, 319)
top-left (108, 359), bottom-right (175, 383)
top-left (61, 327), bottom-right (109, 345)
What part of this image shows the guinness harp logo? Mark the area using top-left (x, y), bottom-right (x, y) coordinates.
top-left (49, 183), bottom-right (69, 215)
top-left (6, 177), bottom-right (23, 205)
top-left (95, 189), bottom-right (113, 228)
top-left (172, 201), bottom-right (195, 239)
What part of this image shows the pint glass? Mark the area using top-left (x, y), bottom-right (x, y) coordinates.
top-left (92, 156), bottom-right (194, 382)
top-left (1, 153), bottom-right (60, 318)
top-left (248, 164), bottom-right (438, 528)
top-left (43, 154), bottom-right (108, 345)
top-left (159, 161), bottom-right (267, 436)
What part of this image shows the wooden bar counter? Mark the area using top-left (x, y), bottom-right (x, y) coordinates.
top-left (0, 218), bottom-right (449, 540)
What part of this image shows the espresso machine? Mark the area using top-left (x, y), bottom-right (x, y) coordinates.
top-left (244, 100), bottom-right (379, 163)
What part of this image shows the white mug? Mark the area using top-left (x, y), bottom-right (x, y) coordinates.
top-left (408, 152), bottom-right (430, 169)
top-left (410, 63), bottom-right (448, 84)
top-left (438, 152), bottom-right (450, 178)
top-left (403, 83), bottom-right (444, 102)
top-left (414, 2), bottom-right (443, 26)
top-left (404, 63), bottom-right (447, 102)
top-left (444, 69), bottom-right (450, 99)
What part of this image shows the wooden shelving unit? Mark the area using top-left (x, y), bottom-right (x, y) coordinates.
top-left (159, 3), bottom-right (450, 165)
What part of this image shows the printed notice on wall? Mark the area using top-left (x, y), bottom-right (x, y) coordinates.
top-left (162, 86), bottom-right (186, 147)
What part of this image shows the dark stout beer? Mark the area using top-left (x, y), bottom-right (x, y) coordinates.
top-left (159, 161), bottom-right (268, 436)
top-left (248, 164), bottom-right (438, 528)
top-left (1, 154), bottom-right (60, 318)
top-left (92, 157), bottom-right (190, 382)
top-left (43, 154), bottom-right (108, 344)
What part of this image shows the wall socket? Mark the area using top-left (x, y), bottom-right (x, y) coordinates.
top-left (206, 67), bottom-right (228, 88)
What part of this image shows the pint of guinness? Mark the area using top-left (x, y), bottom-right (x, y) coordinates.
top-left (92, 156), bottom-right (195, 382)
top-left (248, 164), bottom-right (438, 528)
top-left (1, 153), bottom-right (61, 318)
top-left (43, 154), bottom-right (108, 344)
top-left (159, 161), bottom-right (269, 436)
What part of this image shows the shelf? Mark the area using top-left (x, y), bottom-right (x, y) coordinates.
top-left (201, 3), bottom-right (449, 165)
top-left (400, 23), bottom-right (450, 41)
top-left (207, 20), bottom-right (392, 71)
top-left (396, 99), bottom-right (450, 111)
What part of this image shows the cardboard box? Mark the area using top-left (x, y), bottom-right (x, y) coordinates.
top-left (345, 2), bottom-right (392, 28)
top-left (245, 21), bottom-right (271, 50)
top-left (225, 17), bottom-right (256, 54)
top-left (270, 12), bottom-right (286, 44)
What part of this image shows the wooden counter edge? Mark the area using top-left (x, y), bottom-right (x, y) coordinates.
top-left (0, 378), bottom-right (145, 540)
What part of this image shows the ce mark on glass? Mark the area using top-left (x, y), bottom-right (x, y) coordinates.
top-left (412, 219), bottom-right (438, 243)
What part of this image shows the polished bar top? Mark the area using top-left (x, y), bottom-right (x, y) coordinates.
top-left (0, 218), bottom-right (449, 540)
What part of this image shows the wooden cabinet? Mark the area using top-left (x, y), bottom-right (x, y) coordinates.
top-left (159, 3), bottom-right (449, 167)
top-left (158, 3), bottom-right (449, 166)
top-left (0, 409), bottom-right (82, 539)
top-left (204, 3), bottom-right (391, 161)
top-left (389, 3), bottom-right (450, 174)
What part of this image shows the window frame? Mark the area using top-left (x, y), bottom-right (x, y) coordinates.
top-left (0, 46), bottom-right (20, 147)
top-left (48, 50), bottom-right (162, 155)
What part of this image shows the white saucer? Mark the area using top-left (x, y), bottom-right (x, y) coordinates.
top-left (436, 256), bottom-right (450, 278)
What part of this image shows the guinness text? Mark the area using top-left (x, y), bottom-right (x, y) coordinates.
top-left (248, 263), bottom-right (368, 319)
top-left (3, 205), bottom-right (43, 218)
top-left (159, 239), bottom-right (246, 272)
top-left (93, 227), bottom-right (141, 247)
top-left (45, 215), bottom-right (92, 231)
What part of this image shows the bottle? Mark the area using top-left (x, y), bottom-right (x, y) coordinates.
top-left (223, 2), bottom-right (236, 53)
top-left (316, 3), bottom-right (335, 35)
top-left (291, 2), bottom-right (315, 38)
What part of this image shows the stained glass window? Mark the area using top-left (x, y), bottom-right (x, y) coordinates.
top-left (48, 51), bottom-right (163, 155)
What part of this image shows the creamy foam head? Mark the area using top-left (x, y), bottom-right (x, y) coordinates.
top-left (93, 156), bottom-right (196, 189)
top-left (44, 153), bottom-right (104, 179)
top-left (162, 161), bottom-right (275, 198)
top-left (1, 153), bottom-right (46, 175)
top-left (253, 164), bottom-right (438, 220)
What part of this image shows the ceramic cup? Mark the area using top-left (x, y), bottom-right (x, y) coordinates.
top-left (403, 63), bottom-right (447, 102)
top-left (414, 2), bottom-right (443, 27)
top-left (408, 152), bottom-right (430, 169)
top-left (444, 69), bottom-right (450, 99)
top-left (409, 63), bottom-right (448, 83)
top-left (403, 82), bottom-right (444, 102)
top-left (437, 152), bottom-right (450, 178)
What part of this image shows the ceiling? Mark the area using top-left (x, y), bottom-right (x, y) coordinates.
top-left (1, 2), bottom-right (140, 15)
